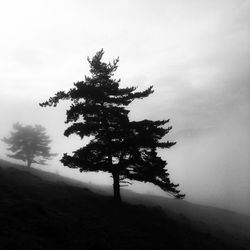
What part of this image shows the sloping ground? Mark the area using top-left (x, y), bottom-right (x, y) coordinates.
top-left (0, 160), bottom-right (248, 250)
top-left (124, 193), bottom-right (250, 250)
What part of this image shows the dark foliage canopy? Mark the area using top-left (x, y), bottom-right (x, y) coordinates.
top-left (2, 123), bottom-right (56, 168)
top-left (40, 49), bottom-right (184, 200)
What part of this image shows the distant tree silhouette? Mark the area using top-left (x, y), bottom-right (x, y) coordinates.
top-left (40, 49), bottom-right (185, 202)
top-left (2, 123), bottom-right (56, 168)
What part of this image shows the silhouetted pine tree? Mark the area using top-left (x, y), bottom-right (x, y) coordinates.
top-left (2, 123), bottom-right (56, 168)
top-left (40, 49), bottom-right (184, 202)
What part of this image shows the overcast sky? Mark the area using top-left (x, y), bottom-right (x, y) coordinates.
top-left (0, 0), bottom-right (249, 214)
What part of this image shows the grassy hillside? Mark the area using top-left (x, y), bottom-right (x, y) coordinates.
top-left (0, 159), bottom-right (249, 250)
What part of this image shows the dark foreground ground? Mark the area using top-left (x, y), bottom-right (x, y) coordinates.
top-left (0, 160), bottom-right (249, 250)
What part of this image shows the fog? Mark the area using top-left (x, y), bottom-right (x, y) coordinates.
top-left (0, 0), bottom-right (249, 215)
top-left (168, 111), bottom-right (250, 215)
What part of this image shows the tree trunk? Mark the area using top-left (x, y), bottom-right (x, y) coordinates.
top-left (27, 160), bottom-right (31, 168)
top-left (112, 172), bottom-right (121, 203)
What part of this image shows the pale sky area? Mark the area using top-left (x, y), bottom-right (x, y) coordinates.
top-left (0, 0), bottom-right (249, 215)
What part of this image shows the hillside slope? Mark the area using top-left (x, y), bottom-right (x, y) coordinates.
top-left (0, 160), bottom-right (249, 250)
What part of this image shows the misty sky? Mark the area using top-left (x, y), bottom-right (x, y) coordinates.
top-left (0, 0), bottom-right (249, 215)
